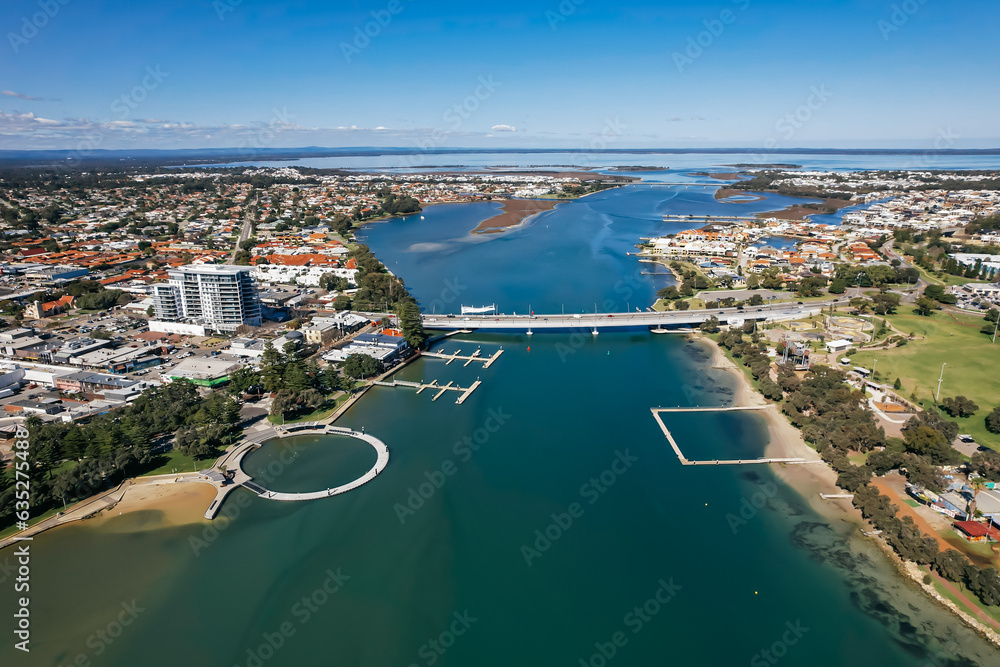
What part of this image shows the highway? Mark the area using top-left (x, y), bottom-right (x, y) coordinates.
top-left (421, 303), bottom-right (825, 330)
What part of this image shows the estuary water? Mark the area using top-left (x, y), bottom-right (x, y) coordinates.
top-left (358, 185), bottom-right (813, 315)
top-left (2, 178), bottom-right (999, 667)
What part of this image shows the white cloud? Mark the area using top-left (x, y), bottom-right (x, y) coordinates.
top-left (1, 90), bottom-right (42, 101)
top-left (0, 112), bottom-right (544, 150)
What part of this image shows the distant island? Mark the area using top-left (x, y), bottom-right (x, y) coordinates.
top-left (607, 165), bottom-right (671, 172)
top-left (471, 199), bottom-right (563, 234)
top-left (726, 163), bottom-right (803, 169)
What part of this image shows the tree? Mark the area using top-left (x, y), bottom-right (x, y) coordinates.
top-left (970, 449), bottom-right (1000, 482)
top-left (934, 549), bottom-right (974, 583)
top-left (914, 296), bottom-right (935, 316)
top-left (796, 277), bottom-right (824, 298)
top-left (849, 297), bottom-right (872, 314)
top-left (146, 305), bottom-right (155, 317)
top-left (259, 342), bottom-right (287, 393)
top-left (924, 284), bottom-right (957, 304)
top-left (871, 293), bottom-right (901, 315)
top-left (76, 289), bottom-right (128, 311)
top-left (342, 354), bottom-right (381, 379)
top-left (758, 376), bottom-right (784, 401)
top-left (902, 425), bottom-right (956, 465)
top-left (986, 407), bottom-right (1000, 435)
top-left (893, 378), bottom-right (902, 390)
top-left (657, 285), bottom-right (679, 300)
top-left (828, 278), bottom-right (847, 294)
top-left (699, 316), bottom-right (720, 334)
top-left (227, 366), bottom-right (262, 396)
top-left (674, 299), bottom-right (691, 311)
top-left (940, 395), bottom-right (979, 418)
top-left (395, 298), bottom-right (427, 349)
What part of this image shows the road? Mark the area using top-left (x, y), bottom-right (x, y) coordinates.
top-left (422, 303), bottom-right (826, 330)
top-left (881, 239), bottom-right (926, 302)
top-left (228, 198), bottom-right (257, 264)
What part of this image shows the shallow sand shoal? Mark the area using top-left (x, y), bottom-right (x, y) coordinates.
top-left (91, 480), bottom-right (217, 530)
top-left (471, 199), bottom-right (562, 234)
top-left (755, 198), bottom-right (853, 221)
top-left (715, 188), bottom-right (766, 202)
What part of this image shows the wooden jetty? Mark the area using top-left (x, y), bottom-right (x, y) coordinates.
top-left (373, 378), bottom-right (482, 404)
top-left (422, 347), bottom-right (504, 368)
top-left (650, 406), bottom-right (816, 466)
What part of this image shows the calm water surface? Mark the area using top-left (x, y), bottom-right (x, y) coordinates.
top-left (2, 169), bottom-right (998, 667)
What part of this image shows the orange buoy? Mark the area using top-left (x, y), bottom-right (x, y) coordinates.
top-left (527, 346), bottom-right (531, 352)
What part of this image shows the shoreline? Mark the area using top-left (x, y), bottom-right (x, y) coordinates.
top-left (755, 196), bottom-right (853, 221)
top-left (698, 333), bottom-right (1000, 649)
top-left (715, 188), bottom-right (766, 203)
top-left (470, 198), bottom-right (563, 234)
top-left (0, 476), bottom-right (218, 549)
top-left (89, 481), bottom-right (218, 531)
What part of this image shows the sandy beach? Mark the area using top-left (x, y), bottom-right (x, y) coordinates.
top-left (703, 335), bottom-right (860, 524)
top-left (714, 188), bottom-right (766, 202)
top-left (700, 334), bottom-right (1000, 647)
top-left (471, 198), bottom-right (563, 234)
top-left (89, 479), bottom-right (217, 531)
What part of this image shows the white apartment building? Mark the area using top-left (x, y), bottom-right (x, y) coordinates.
top-left (151, 264), bottom-right (262, 333)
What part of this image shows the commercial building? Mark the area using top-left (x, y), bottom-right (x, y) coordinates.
top-left (151, 264), bottom-right (262, 334)
top-left (302, 312), bottom-right (367, 346)
top-left (161, 357), bottom-right (242, 387)
top-left (228, 331), bottom-right (302, 359)
top-left (323, 332), bottom-right (407, 363)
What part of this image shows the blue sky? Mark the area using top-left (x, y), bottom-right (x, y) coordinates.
top-left (1, 0), bottom-right (997, 150)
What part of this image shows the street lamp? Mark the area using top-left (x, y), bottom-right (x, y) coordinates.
top-left (872, 358), bottom-right (878, 384)
top-left (935, 362), bottom-right (947, 403)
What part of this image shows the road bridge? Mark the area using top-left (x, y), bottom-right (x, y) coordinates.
top-left (422, 304), bottom-right (823, 331)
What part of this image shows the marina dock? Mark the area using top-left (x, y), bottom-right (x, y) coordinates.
top-left (374, 378), bottom-right (483, 404)
top-left (422, 347), bottom-right (505, 368)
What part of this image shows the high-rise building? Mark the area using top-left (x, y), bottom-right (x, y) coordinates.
top-left (151, 265), bottom-right (262, 333)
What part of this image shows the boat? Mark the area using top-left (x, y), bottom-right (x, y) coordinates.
top-left (461, 304), bottom-right (496, 315)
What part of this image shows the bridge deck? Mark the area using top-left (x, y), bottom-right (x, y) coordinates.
top-left (423, 305), bottom-right (821, 330)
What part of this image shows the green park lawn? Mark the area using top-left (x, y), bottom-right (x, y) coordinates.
top-left (266, 392), bottom-right (351, 424)
top-left (140, 448), bottom-right (216, 476)
top-left (916, 265), bottom-right (987, 288)
top-left (850, 310), bottom-right (999, 448)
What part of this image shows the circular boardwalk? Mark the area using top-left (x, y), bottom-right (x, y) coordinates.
top-left (237, 423), bottom-right (389, 502)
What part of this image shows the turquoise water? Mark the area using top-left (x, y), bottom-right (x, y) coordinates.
top-left (242, 433), bottom-right (377, 493)
top-left (2, 178), bottom-right (998, 666)
top-left (359, 184), bottom-right (813, 314)
top-left (3, 333), bottom-right (995, 666)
